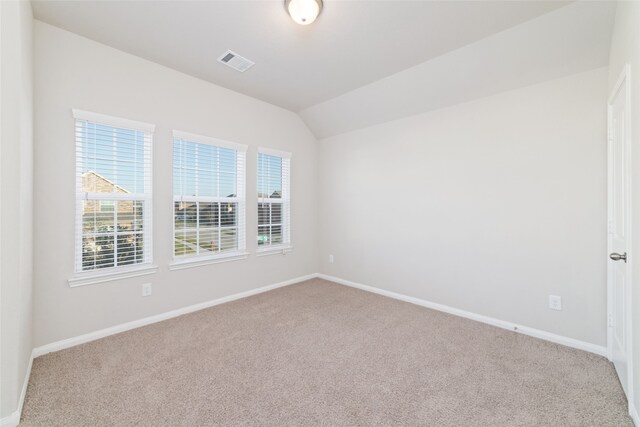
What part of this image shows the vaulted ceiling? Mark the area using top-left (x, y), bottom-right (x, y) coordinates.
top-left (32, 1), bottom-right (616, 138)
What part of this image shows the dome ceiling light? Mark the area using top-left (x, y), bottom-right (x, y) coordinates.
top-left (285, 0), bottom-right (323, 26)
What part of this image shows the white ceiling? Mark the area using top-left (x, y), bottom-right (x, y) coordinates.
top-left (32, 0), bottom-right (572, 112)
top-left (301, 0), bottom-right (616, 138)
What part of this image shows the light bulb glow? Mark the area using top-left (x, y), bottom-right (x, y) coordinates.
top-left (286, 0), bottom-right (322, 26)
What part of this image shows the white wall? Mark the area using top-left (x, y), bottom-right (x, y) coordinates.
top-left (0, 0), bottom-right (34, 421)
top-left (608, 0), bottom-right (640, 420)
top-left (32, 21), bottom-right (318, 347)
top-left (300, 1), bottom-right (614, 139)
top-left (319, 67), bottom-right (608, 346)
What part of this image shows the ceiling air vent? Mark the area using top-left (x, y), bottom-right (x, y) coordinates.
top-left (217, 50), bottom-right (255, 73)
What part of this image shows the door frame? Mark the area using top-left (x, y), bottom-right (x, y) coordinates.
top-left (607, 63), bottom-right (634, 406)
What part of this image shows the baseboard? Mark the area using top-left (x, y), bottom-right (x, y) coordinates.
top-left (317, 273), bottom-right (608, 357)
top-left (0, 411), bottom-right (19, 427)
top-left (30, 272), bottom-right (610, 359)
top-left (8, 272), bottom-right (624, 426)
top-left (630, 402), bottom-right (639, 426)
top-left (0, 349), bottom-right (35, 427)
top-left (33, 273), bottom-right (318, 358)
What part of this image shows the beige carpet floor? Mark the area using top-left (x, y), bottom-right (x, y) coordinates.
top-left (22, 278), bottom-right (632, 426)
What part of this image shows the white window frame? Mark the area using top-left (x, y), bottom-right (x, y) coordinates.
top-left (257, 147), bottom-right (292, 255)
top-left (70, 109), bottom-right (156, 287)
top-left (170, 130), bottom-right (248, 269)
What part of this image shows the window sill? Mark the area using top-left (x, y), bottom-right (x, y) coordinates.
top-left (69, 265), bottom-right (158, 288)
top-left (256, 246), bottom-right (293, 257)
top-left (169, 252), bottom-right (249, 271)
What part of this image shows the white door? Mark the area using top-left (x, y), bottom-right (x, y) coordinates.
top-left (607, 64), bottom-right (632, 397)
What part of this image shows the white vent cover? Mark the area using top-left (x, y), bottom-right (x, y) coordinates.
top-left (217, 50), bottom-right (255, 73)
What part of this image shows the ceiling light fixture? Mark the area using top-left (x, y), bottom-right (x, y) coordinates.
top-left (285, 0), bottom-right (323, 25)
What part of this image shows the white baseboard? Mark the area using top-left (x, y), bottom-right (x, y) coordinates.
top-left (11, 271), bottom-right (618, 427)
top-left (317, 273), bottom-right (608, 357)
top-left (0, 349), bottom-right (34, 427)
top-left (0, 410), bottom-right (19, 427)
top-left (630, 402), bottom-right (639, 426)
top-left (34, 271), bottom-right (609, 359)
top-left (33, 273), bottom-right (317, 358)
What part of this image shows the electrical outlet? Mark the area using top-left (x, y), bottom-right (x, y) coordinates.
top-left (142, 283), bottom-right (152, 297)
top-left (548, 295), bottom-right (562, 311)
top-left (329, 254), bottom-right (334, 264)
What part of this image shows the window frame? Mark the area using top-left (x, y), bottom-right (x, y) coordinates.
top-left (170, 130), bottom-right (248, 268)
top-left (257, 147), bottom-right (292, 255)
top-left (71, 109), bottom-right (156, 287)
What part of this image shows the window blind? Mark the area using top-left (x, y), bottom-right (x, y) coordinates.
top-left (74, 109), bottom-right (154, 273)
top-left (257, 148), bottom-right (291, 251)
top-left (173, 131), bottom-right (247, 261)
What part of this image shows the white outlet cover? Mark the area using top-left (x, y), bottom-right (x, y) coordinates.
top-left (142, 283), bottom-right (152, 297)
top-left (329, 254), bottom-right (334, 263)
top-left (548, 295), bottom-right (562, 310)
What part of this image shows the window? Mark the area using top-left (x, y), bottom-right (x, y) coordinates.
top-left (74, 110), bottom-right (153, 274)
top-left (173, 131), bottom-right (247, 262)
top-left (99, 200), bottom-right (115, 213)
top-left (257, 148), bottom-right (291, 251)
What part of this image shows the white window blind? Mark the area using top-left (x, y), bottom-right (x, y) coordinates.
top-left (74, 109), bottom-right (154, 273)
top-left (257, 148), bottom-right (291, 251)
top-left (173, 131), bottom-right (247, 261)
